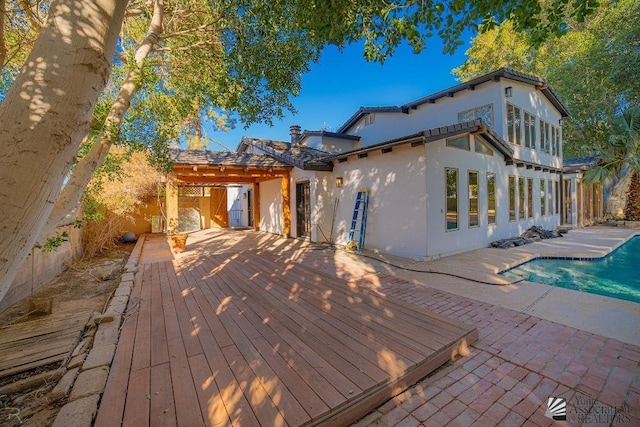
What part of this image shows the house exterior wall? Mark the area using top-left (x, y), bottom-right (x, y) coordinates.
top-left (349, 83), bottom-right (501, 146)
top-left (424, 135), bottom-right (560, 258)
top-left (258, 178), bottom-right (283, 235)
top-left (331, 143), bottom-right (428, 260)
top-left (289, 168), bottom-right (333, 242)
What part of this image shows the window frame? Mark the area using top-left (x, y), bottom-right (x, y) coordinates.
top-left (487, 172), bottom-right (496, 225)
top-left (509, 175), bottom-right (516, 222)
top-left (446, 134), bottom-right (471, 151)
top-left (458, 103), bottom-right (494, 128)
top-left (445, 168), bottom-right (459, 231)
top-left (468, 170), bottom-right (479, 228)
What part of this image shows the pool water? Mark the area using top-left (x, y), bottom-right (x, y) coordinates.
top-left (501, 236), bottom-right (640, 303)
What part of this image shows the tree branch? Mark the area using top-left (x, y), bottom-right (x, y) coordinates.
top-left (38, 0), bottom-right (165, 241)
top-left (0, 0), bottom-right (5, 67)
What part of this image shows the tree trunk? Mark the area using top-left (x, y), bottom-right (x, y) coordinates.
top-left (38, 0), bottom-right (165, 243)
top-left (0, 0), bottom-right (128, 304)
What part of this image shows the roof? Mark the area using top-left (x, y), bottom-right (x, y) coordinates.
top-left (170, 148), bottom-right (290, 169)
top-left (563, 155), bottom-right (600, 172)
top-left (238, 137), bottom-right (334, 171)
top-left (300, 130), bottom-right (361, 141)
top-left (336, 107), bottom-right (407, 134)
top-left (337, 67), bottom-right (570, 134)
top-left (326, 119), bottom-right (514, 163)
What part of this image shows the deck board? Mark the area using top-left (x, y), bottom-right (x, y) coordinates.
top-left (97, 243), bottom-right (478, 426)
top-left (0, 312), bottom-right (89, 378)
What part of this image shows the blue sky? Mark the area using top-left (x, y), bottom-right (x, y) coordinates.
top-left (206, 37), bottom-right (471, 150)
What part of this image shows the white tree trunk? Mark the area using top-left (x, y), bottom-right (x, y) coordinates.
top-left (38, 0), bottom-right (165, 243)
top-left (0, 0), bottom-right (128, 304)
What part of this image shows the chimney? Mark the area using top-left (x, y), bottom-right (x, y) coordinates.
top-left (290, 124), bottom-right (302, 145)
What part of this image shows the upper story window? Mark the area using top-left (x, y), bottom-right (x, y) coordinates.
top-left (474, 137), bottom-right (494, 156)
top-left (446, 134), bottom-right (470, 151)
top-left (364, 113), bottom-right (375, 126)
top-left (551, 126), bottom-right (561, 156)
top-left (506, 102), bottom-right (522, 145)
top-left (540, 120), bottom-right (551, 153)
top-left (458, 104), bottom-right (494, 127)
top-left (524, 111), bottom-right (536, 149)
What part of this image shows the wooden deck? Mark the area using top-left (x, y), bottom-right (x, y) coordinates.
top-left (96, 242), bottom-right (478, 426)
top-left (0, 312), bottom-right (89, 378)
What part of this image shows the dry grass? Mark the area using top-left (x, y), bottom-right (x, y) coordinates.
top-left (82, 151), bottom-right (161, 258)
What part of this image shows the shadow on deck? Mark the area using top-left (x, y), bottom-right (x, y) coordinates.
top-left (96, 231), bottom-right (478, 426)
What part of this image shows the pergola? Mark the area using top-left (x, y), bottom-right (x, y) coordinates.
top-left (166, 150), bottom-right (293, 236)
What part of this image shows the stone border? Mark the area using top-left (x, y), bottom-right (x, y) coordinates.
top-left (51, 235), bottom-right (145, 427)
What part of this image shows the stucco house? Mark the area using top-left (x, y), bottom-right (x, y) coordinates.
top-left (163, 67), bottom-right (573, 260)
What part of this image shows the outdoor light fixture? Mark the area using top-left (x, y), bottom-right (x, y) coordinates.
top-left (335, 177), bottom-right (343, 188)
top-left (505, 86), bottom-right (513, 98)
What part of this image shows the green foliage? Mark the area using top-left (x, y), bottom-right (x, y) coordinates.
top-left (454, 0), bottom-right (639, 158)
top-left (41, 231), bottom-right (69, 252)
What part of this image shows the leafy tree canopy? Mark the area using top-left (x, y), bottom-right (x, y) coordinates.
top-left (453, 0), bottom-right (639, 157)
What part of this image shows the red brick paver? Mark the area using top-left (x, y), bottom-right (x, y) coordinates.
top-left (352, 275), bottom-right (640, 426)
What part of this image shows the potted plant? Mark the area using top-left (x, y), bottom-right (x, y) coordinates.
top-left (167, 219), bottom-right (188, 253)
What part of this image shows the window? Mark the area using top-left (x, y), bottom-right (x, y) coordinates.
top-left (518, 177), bottom-right (525, 220)
top-left (551, 126), bottom-right (561, 156)
top-left (458, 104), bottom-right (494, 127)
top-left (527, 178), bottom-right (533, 219)
top-left (540, 120), bottom-right (551, 153)
top-left (475, 137), bottom-right (494, 156)
top-left (446, 168), bottom-right (459, 231)
top-left (553, 181), bottom-right (560, 215)
top-left (507, 103), bottom-right (522, 145)
top-left (548, 179), bottom-right (554, 215)
top-left (540, 179), bottom-right (546, 216)
top-left (524, 111), bottom-right (536, 149)
top-left (509, 176), bottom-right (516, 221)
top-left (469, 171), bottom-right (479, 227)
top-left (446, 134), bottom-right (470, 150)
top-left (364, 113), bottom-right (375, 126)
top-left (487, 173), bottom-right (496, 225)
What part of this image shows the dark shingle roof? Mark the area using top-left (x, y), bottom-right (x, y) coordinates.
top-left (239, 137), bottom-right (334, 171)
top-left (326, 119), bottom-right (514, 163)
top-left (563, 155), bottom-right (600, 172)
top-left (170, 148), bottom-right (290, 168)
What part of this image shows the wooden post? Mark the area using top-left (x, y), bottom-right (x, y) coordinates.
top-left (166, 178), bottom-right (179, 234)
top-left (282, 175), bottom-right (291, 238)
top-left (253, 182), bottom-right (260, 231)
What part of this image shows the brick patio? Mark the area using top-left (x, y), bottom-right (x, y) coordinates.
top-left (352, 276), bottom-right (640, 426)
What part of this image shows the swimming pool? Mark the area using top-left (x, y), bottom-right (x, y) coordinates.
top-left (501, 236), bottom-right (640, 303)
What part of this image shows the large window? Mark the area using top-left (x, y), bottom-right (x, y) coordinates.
top-left (446, 134), bottom-right (470, 151)
top-left (524, 111), bottom-right (536, 149)
top-left (507, 103), bottom-right (522, 145)
top-left (540, 179), bottom-right (546, 216)
top-left (540, 120), bottom-right (551, 153)
top-left (509, 176), bottom-right (516, 221)
top-left (551, 126), bottom-right (561, 156)
top-left (469, 171), bottom-right (479, 227)
top-left (548, 179), bottom-right (554, 215)
top-left (527, 178), bottom-right (533, 219)
top-left (446, 168), bottom-right (459, 231)
top-left (487, 173), bottom-right (496, 225)
top-left (555, 180), bottom-right (560, 215)
top-left (459, 104), bottom-right (494, 127)
top-left (518, 177), bottom-right (526, 220)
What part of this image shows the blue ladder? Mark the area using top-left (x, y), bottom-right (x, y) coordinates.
top-left (347, 189), bottom-right (369, 252)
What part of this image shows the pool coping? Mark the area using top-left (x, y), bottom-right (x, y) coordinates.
top-left (385, 227), bottom-right (640, 346)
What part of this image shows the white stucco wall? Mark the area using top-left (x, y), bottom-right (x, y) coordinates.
top-left (289, 168), bottom-right (333, 242)
top-left (424, 135), bottom-right (560, 258)
top-left (259, 178), bottom-right (283, 235)
top-left (331, 143), bottom-right (428, 260)
top-left (348, 82), bottom-right (502, 147)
